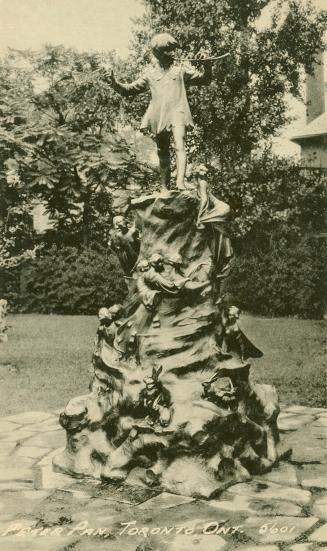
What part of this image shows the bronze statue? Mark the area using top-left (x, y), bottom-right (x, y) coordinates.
top-left (94, 303), bottom-right (124, 354)
top-left (137, 253), bottom-right (208, 312)
top-left (56, 134), bottom-right (281, 494)
top-left (107, 33), bottom-right (215, 189)
top-left (108, 215), bottom-right (140, 275)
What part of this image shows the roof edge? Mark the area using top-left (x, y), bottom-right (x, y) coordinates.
top-left (291, 132), bottom-right (327, 143)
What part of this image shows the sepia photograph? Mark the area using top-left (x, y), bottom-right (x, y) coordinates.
top-left (0, 0), bottom-right (326, 549)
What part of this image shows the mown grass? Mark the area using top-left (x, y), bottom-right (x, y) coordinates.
top-left (0, 315), bottom-right (97, 416)
top-left (0, 314), bottom-right (325, 415)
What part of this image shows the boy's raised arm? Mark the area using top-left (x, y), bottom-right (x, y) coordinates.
top-left (183, 61), bottom-right (212, 86)
top-left (106, 70), bottom-right (148, 97)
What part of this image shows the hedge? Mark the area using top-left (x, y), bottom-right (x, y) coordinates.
top-left (2, 227), bottom-right (326, 319)
top-left (3, 246), bottom-right (127, 315)
top-left (224, 232), bottom-right (327, 319)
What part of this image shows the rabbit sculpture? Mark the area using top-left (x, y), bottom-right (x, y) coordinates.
top-left (201, 371), bottom-right (237, 410)
top-left (139, 365), bottom-right (173, 427)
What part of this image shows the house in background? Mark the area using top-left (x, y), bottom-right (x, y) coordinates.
top-left (291, 51), bottom-right (327, 319)
top-left (291, 51), bottom-right (327, 172)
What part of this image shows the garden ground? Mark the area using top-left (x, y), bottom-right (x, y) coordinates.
top-left (0, 314), bottom-right (326, 416)
top-left (0, 314), bottom-right (326, 551)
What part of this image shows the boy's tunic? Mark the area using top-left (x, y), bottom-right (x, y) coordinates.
top-left (112, 63), bottom-right (211, 135)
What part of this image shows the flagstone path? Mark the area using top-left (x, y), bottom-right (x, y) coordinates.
top-left (0, 404), bottom-right (326, 551)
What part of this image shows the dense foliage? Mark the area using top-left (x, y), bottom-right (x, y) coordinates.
top-left (0, 46), bottom-right (154, 251)
top-left (0, 59), bottom-right (36, 278)
top-left (224, 233), bottom-right (326, 318)
top-left (8, 246), bottom-right (127, 315)
top-left (213, 153), bottom-right (327, 318)
top-left (208, 152), bottom-right (326, 241)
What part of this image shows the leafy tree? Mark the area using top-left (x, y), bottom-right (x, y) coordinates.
top-left (0, 57), bottom-right (36, 286)
top-left (207, 151), bottom-right (327, 244)
top-left (127, 0), bottom-right (327, 165)
top-left (215, 152), bottom-right (327, 319)
top-left (0, 46), bottom-right (154, 249)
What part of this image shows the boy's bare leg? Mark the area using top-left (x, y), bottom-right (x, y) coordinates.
top-left (156, 131), bottom-right (171, 188)
top-left (172, 125), bottom-right (187, 190)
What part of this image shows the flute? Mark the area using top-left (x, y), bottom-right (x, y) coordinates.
top-left (173, 52), bottom-right (230, 62)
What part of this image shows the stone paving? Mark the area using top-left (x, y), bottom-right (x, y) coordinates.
top-left (0, 405), bottom-right (326, 550)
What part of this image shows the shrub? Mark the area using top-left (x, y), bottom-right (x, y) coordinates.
top-left (8, 246), bottom-right (127, 315)
top-left (0, 266), bottom-right (21, 309)
top-left (224, 231), bottom-right (327, 319)
top-left (210, 152), bottom-right (327, 319)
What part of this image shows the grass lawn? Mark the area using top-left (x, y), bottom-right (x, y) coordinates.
top-left (0, 314), bottom-right (326, 416)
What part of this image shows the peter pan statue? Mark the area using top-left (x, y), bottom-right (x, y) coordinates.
top-left (106, 33), bottom-right (215, 190)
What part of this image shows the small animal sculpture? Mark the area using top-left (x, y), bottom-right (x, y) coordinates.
top-left (222, 305), bottom-right (245, 360)
top-left (201, 371), bottom-right (237, 410)
top-left (219, 303), bottom-right (263, 363)
top-left (139, 365), bottom-right (173, 427)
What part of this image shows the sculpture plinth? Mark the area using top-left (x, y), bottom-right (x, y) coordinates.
top-left (54, 185), bottom-right (281, 498)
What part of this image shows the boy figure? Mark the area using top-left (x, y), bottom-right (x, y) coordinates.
top-left (107, 33), bottom-right (213, 190)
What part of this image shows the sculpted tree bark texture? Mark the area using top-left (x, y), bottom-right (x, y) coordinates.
top-left (54, 184), bottom-right (282, 498)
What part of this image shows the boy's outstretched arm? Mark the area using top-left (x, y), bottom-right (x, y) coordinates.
top-left (183, 61), bottom-right (212, 86)
top-left (106, 70), bottom-right (148, 97)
